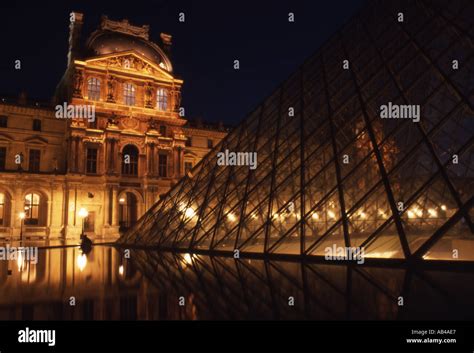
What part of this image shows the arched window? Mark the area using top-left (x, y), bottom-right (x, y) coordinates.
top-left (87, 78), bottom-right (101, 101)
top-left (156, 88), bottom-right (168, 111)
top-left (121, 145), bottom-right (139, 176)
top-left (123, 83), bottom-right (136, 106)
top-left (24, 193), bottom-right (41, 225)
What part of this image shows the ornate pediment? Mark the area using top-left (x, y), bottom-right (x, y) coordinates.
top-left (24, 135), bottom-right (49, 145)
top-left (84, 52), bottom-right (174, 80)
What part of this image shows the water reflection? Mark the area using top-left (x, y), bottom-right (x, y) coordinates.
top-left (0, 245), bottom-right (473, 320)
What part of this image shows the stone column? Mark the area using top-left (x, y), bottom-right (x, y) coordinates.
top-left (107, 139), bottom-right (116, 174)
top-left (111, 186), bottom-right (118, 227)
top-left (77, 138), bottom-right (84, 174)
top-left (114, 140), bottom-right (120, 175)
top-left (11, 186), bottom-right (23, 237)
top-left (99, 142), bottom-right (105, 175)
top-left (177, 147), bottom-right (183, 178)
top-left (103, 186), bottom-right (110, 227)
top-left (147, 143), bottom-right (155, 176)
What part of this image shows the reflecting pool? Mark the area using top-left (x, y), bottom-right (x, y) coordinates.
top-left (0, 244), bottom-right (473, 320)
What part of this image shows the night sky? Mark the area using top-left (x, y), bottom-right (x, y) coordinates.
top-left (0, 0), bottom-right (365, 125)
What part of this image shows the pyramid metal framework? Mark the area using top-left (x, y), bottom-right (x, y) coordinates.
top-left (127, 250), bottom-right (474, 319)
top-left (119, 0), bottom-right (474, 262)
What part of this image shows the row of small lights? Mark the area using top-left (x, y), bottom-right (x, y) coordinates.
top-left (178, 203), bottom-right (448, 222)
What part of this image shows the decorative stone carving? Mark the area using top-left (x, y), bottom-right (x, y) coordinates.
top-left (107, 113), bottom-right (119, 128)
top-left (107, 76), bottom-right (116, 102)
top-left (147, 117), bottom-right (158, 132)
top-left (172, 90), bottom-right (181, 112)
top-left (94, 55), bottom-right (159, 76)
top-left (73, 70), bottom-right (83, 98)
top-left (145, 83), bottom-right (154, 108)
top-left (100, 16), bottom-right (150, 40)
top-left (122, 116), bottom-right (139, 130)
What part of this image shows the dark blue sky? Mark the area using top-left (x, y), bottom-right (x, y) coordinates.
top-left (0, 0), bottom-right (364, 124)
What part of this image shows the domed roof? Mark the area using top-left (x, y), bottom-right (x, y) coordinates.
top-left (86, 30), bottom-right (172, 72)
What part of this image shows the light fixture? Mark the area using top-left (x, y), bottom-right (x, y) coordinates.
top-left (441, 204), bottom-right (447, 211)
top-left (119, 265), bottom-right (124, 276)
top-left (328, 210), bottom-right (336, 219)
top-left (227, 212), bottom-right (236, 222)
top-left (119, 198), bottom-right (125, 204)
top-left (312, 212), bottom-right (319, 220)
top-left (428, 208), bottom-right (437, 217)
top-left (78, 207), bottom-right (88, 218)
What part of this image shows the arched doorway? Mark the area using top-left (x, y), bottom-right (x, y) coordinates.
top-left (119, 192), bottom-right (138, 232)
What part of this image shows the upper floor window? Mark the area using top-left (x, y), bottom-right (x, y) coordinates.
top-left (24, 193), bottom-right (41, 225)
top-left (156, 88), bottom-right (168, 111)
top-left (159, 125), bottom-right (167, 137)
top-left (158, 154), bottom-right (168, 177)
top-left (123, 83), bottom-right (136, 106)
top-left (86, 148), bottom-right (98, 174)
top-left (87, 77), bottom-right (101, 101)
top-left (28, 149), bottom-right (41, 173)
top-left (33, 119), bottom-right (41, 132)
top-left (0, 116), bottom-right (7, 128)
top-left (122, 144), bottom-right (139, 176)
top-left (207, 139), bottom-right (214, 149)
top-left (0, 147), bottom-right (5, 171)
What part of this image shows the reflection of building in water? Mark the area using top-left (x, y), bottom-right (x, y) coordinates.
top-left (0, 14), bottom-right (227, 240)
top-left (119, 0), bottom-right (473, 262)
top-left (0, 247), bottom-right (183, 320)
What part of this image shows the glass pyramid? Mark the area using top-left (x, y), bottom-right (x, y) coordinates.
top-left (119, 0), bottom-right (474, 262)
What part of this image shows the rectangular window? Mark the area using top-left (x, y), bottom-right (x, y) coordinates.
top-left (124, 83), bottom-right (136, 106)
top-left (28, 149), bottom-right (41, 173)
top-left (185, 162), bottom-right (193, 174)
top-left (185, 137), bottom-right (192, 147)
top-left (0, 147), bottom-right (6, 171)
top-left (158, 154), bottom-right (168, 177)
top-left (0, 116), bottom-right (7, 128)
top-left (207, 139), bottom-right (214, 149)
top-left (33, 119), bottom-right (42, 131)
top-left (86, 148), bottom-right (98, 174)
top-left (159, 125), bottom-right (167, 136)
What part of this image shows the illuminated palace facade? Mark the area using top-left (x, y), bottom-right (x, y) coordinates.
top-left (0, 14), bottom-right (227, 240)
